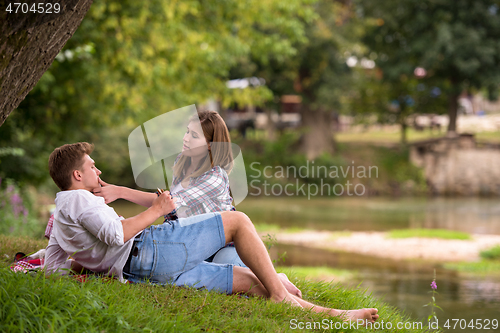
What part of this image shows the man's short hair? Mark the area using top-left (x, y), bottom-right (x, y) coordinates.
top-left (48, 142), bottom-right (94, 190)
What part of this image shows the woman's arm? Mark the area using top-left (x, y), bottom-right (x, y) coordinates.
top-left (92, 178), bottom-right (157, 207)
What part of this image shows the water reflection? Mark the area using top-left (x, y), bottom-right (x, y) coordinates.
top-left (411, 198), bottom-right (500, 235)
top-left (238, 197), bottom-right (500, 234)
top-left (275, 244), bottom-right (500, 331)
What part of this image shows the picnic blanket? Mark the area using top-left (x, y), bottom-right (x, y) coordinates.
top-left (10, 251), bottom-right (44, 273)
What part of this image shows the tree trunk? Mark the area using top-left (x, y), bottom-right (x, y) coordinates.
top-left (299, 106), bottom-right (335, 160)
top-left (0, 0), bottom-right (93, 126)
top-left (398, 105), bottom-right (408, 145)
top-left (400, 121), bottom-right (407, 145)
top-left (264, 108), bottom-right (276, 141)
top-left (447, 91), bottom-right (459, 133)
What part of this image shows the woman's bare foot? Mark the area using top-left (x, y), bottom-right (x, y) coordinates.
top-left (270, 292), bottom-right (303, 307)
top-left (278, 273), bottom-right (302, 298)
top-left (332, 308), bottom-right (379, 325)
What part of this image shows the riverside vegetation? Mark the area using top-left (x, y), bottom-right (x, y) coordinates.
top-left (0, 235), bottom-right (433, 333)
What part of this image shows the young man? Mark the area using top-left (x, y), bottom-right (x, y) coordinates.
top-left (45, 142), bottom-right (379, 324)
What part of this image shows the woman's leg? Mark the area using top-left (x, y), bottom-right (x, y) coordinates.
top-left (220, 211), bottom-right (298, 305)
top-left (232, 267), bottom-right (379, 325)
top-left (212, 246), bottom-right (302, 297)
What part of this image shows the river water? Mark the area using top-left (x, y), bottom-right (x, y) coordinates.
top-left (110, 197), bottom-right (500, 331)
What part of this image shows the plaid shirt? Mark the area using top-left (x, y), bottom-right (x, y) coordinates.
top-left (165, 165), bottom-right (235, 221)
top-left (45, 213), bottom-right (55, 239)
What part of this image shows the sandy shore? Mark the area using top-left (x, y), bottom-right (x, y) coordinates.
top-left (272, 230), bottom-right (500, 262)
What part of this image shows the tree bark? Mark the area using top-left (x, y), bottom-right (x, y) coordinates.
top-left (299, 106), bottom-right (335, 160)
top-left (0, 0), bottom-right (93, 126)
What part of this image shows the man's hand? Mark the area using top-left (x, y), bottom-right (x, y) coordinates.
top-left (151, 191), bottom-right (177, 216)
top-left (92, 178), bottom-right (121, 204)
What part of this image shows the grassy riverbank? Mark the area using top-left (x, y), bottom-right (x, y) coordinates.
top-left (0, 235), bottom-right (432, 333)
top-left (387, 229), bottom-right (472, 240)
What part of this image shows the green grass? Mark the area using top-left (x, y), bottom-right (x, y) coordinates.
top-left (1, 235), bottom-right (432, 332)
top-left (387, 229), bottom-right (471, 240)
top-left (244, 127), bottom-right (500, 145)
top-left (0, 234), bottom-right (49, 261)
top-left (336, 128), bottom-right (445, 144)
top-left (254, 223), bottom-right (282, 233)
top-left (254, 223), bottom-right (306, 234)
top-left (475, 131), bottom-right (500, 143)
top-left (284, 226), bottom-right (308, 233)
top-left (337, 129), bottom-right (500, 144)
top-left (443, 260), bottom-right (500, 274)
top-left (480, 245), bottom-right (500, 260)
top-left (277, 266), bottom-right (356, 283)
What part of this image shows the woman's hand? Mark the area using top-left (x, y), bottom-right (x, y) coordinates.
top-left (92, 178), bottom-right (121, 204)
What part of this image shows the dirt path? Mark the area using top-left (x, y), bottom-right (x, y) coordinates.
top-left (272, 230), bottom-right (500, 262)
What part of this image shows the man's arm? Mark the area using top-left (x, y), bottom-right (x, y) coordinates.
top-left (93, 178), bottom-right (157, 206)
top-left (45, 237), bottom-right (72, 275)
top-left (121, 191), bottom-right (176, 242)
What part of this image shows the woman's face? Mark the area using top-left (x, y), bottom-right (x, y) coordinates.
top-left (182, 121), bottom-right (209, 158)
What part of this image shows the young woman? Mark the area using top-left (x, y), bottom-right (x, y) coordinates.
top-left (164, 110), bottom-right (235, 221)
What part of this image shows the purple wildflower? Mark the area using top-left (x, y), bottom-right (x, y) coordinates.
top-left (431, 280), bottom-right (437, 290)
top-left (11, 193), bottom-right (22, 205)
top-left (9, 193), bottom-right (25, 218)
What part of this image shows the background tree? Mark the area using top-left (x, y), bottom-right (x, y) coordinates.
top-left (360, 0), bottom-right (500, 134)
top-left (348, 66), bottom-right (448, 145)
top-left (0, 0), bottom-right (312, 185)
top-left (233, 0), bottom-right (365, 159)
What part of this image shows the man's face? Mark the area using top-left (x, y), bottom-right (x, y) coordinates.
top-left (79, 154), bottom-right (101, 191)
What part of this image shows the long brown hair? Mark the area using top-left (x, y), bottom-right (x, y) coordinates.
top-left (173, 111), bottom-right (233, 180)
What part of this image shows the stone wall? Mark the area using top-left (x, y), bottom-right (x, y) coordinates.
top-left (410, 135), bottom-right (500, 195)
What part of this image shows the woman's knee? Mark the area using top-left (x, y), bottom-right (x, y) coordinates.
top-left (221, 211), bottom-right (252, 231)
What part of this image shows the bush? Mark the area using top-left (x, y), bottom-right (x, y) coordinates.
top-left (241, 131), bottom-right (347, 197)
top-left (0, 179), bottom-right (45, 238)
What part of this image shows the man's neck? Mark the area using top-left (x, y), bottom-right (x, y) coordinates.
top-left (67, 185), bottom-right (89, 191)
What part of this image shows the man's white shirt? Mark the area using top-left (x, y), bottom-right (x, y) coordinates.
top-left (45, 190), bottom-right (134, 281)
